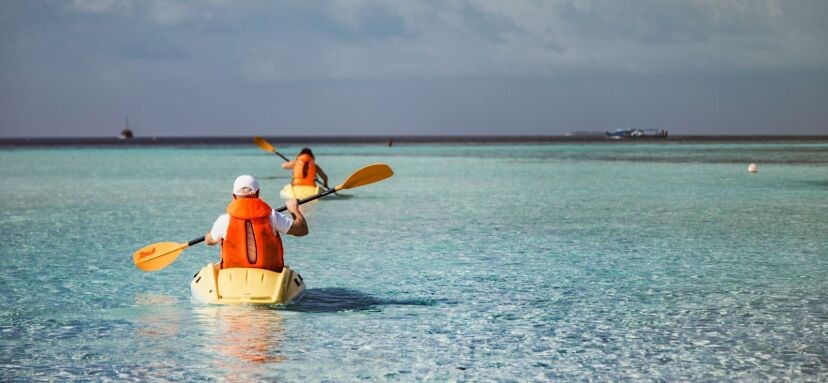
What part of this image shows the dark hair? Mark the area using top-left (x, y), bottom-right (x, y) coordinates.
top-left (299, 147), bottom-right (314, 159)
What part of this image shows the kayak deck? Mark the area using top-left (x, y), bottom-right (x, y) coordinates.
top-left (190, 263), bottom-right (306, 305)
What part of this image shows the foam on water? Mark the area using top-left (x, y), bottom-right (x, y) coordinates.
top-left (1, 143), bottom-right (826, 381)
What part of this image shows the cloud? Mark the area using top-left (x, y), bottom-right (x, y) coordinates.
top-left (20, 0), bottom-right (828, 82)
top-left (70, 0), bottom-right (132, 13)
top-left (286, 1), bottom-right (826, 79)
top-left (470, 0), bottom-right (828, 74)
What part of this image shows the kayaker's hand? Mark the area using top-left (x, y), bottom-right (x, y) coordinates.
top-left (285, 198), bottom-right (308, 236)
top-left (205, 232), bottom-right (218, 246)
top-left (286, 198), bottom-right (299, 214)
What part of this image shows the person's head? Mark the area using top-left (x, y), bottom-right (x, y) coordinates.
top-left (232, 175), bottom-right (260, 199)
top-left (298, 147), bottom-right (314, 159)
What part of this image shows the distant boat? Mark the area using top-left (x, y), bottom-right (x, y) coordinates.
top-left (606, 128), bottom-right (668, 139)
top-left (119, 118), bottom-right (133, 139)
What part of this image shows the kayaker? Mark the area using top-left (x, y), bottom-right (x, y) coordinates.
top-left (281, 148), bottom-right (329, 189)
top-left (205, 175), bottom-right (308, 272)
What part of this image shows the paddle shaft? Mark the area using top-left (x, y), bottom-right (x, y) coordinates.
top-left (276, 187), bottom-right (338, 212)
top-left (182, 189), bottom-right (336, 245)
top-left (272, 151), bottom-right (290, 162)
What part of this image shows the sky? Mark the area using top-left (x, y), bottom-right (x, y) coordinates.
top-left (1, 0), bottom-right (827, 137)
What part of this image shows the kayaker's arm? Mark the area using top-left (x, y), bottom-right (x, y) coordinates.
top-left (284, 198), bottom-right (308, 237)
top-left (281, 161), bottom-right (294, 170)
top-left (204, 215), bottom-right (226, 246)
top-left (316, 165), bottom-right (330, 189)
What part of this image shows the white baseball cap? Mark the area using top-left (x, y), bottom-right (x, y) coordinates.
top-left (232, 175), bottom-right (259, 196)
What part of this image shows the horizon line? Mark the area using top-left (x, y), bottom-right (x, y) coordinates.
top-left (2, 134), bottom-right (828, 147)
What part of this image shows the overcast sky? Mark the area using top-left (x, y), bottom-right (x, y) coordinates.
top-left (1, 0), bottom-right (827, 137)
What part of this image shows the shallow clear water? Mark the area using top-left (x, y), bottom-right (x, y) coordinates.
top-left (1, 142), bottom-right (826, 381)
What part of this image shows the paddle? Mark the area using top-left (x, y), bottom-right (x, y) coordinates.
top-left (253, 136), bottom-right (290, 162)
top-left (133, 163), bottom-right (394, 272)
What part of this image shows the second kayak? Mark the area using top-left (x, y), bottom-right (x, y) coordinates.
top-left (279, 184), bottom-right (321, 199)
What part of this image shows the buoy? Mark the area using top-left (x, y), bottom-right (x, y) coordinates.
top-left (748, 163), bottom-right (758, 173)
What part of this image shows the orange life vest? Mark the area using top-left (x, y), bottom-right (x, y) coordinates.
top-left (292, 153), bottom-right (316, 186)
top-left (221, 198), bottom-right (284, 272)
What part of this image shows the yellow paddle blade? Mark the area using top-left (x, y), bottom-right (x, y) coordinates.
top-left (252, 136), bottom-right (276, 152)
top-left (133, 241), bottom-right (188, 272)
top-left (336, 163), bottom-right (394, 190)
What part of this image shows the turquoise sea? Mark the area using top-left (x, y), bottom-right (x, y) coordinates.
top-left (1, 141), bottom-right (827, 381)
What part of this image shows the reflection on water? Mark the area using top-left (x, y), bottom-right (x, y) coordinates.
top-left (192, 305), bottom-right (286, 381)
top-left (129, 294), bottom-right (289, 381)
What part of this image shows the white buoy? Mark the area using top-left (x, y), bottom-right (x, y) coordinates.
top-left (748, 163), bottom-right (758, 173)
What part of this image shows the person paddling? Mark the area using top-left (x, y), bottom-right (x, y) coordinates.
top-left (281, 148), bottom-right (329, 190)
top-left (205, 175), bottom-right (307, 272)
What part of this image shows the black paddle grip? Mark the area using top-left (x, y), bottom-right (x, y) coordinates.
top-left (188, 236), bottom-right (206, 246)
top-left (275, 188), bottom-right (338, 212)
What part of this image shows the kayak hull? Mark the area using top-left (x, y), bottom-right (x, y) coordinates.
top-left (280, 184), bottom-right (321, 199)
top-left (190, 263), bottom-right (306, 305)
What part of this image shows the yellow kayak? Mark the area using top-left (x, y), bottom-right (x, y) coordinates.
top-left (279, 184), bottom-right (321, 199)
top-left (190, 263), bottom-right (306, 305)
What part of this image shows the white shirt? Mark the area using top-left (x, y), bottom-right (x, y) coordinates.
top-left (209, 210), bottom-right (294, 241)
